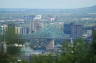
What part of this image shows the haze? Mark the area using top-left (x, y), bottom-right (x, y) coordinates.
top-left (0, 0), bottom-right (96, 9)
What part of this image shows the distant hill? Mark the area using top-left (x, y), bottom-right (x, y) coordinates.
top-left (0, 6), bottom-right (96, 14)
top-left (73, 5), bottom-right (96, 14)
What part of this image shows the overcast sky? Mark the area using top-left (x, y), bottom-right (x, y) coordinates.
top-left (0, 0), bottom-right (96, 9)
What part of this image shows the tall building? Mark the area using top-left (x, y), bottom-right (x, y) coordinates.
top-left (71, 23), bottom-right (84, 39)
top-left (23, 15), bottom-right (44, 33)
top-left (24, 15), bottom-right (35, 34)
top-left (23, 15), bottom-right (35, 22)
top-left (31, 15), bottom-right (44, 32)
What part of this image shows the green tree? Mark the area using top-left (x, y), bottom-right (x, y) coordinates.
top-left (4, 23), bottom-right (21, 55)
top-left (89, 29), bottom-right (96, 63)
top-left (61, 39), bottom-right (89, 63)
top-left (0, 23), bottom-right (27, 63)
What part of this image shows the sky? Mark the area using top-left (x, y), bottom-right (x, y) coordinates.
top-left (0, 0), bottom-right (96, 9)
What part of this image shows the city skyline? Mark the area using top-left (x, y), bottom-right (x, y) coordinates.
top-left (0, 0), bottom-right (96, 9)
